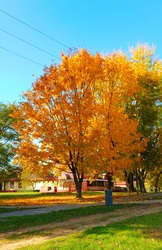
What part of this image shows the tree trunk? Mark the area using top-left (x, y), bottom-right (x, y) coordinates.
top-left (139, 177), bottom-right (146, 193)
top-left (142, 178), bottom-right (146, 193)
top-left (135, 170), bottom-right (139, 193)
top-left (75, 180), bottom-right (83, 198)
top-left (107, 172), bottom-right (113, 190)
top-left (128, 172), bottom-right (135, 192)
top-left (154, 171), bottom-right (162, 192)
top-left (124, 171), bottom-right (135, 193)
top-left (136, 168), bottom-right (147, 193)
top-left (72, 170), bottom-right (84, 198)
top-left (4, 181), bottom-right (6, 191)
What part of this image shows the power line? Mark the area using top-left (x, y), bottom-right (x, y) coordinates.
top-left (0, 46), bottom-right (44, 66)
top-left (0, 28), bottom-right (60, 60)
top-left (0, 9), bottom-right (70, 49)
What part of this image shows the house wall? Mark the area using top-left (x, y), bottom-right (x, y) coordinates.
top-left (1, 179), bottom-right (76, 192)
top-left (1, 177), bottom-right (127, 192)
top-left (1, 181), bottom-right (33, 191)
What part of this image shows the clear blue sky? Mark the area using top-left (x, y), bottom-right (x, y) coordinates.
top-left (0, 0), bottom-right (162, 103)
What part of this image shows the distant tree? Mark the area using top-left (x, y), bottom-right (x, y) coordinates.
top-left (20, 172), bottom-right (40, 191)
top-left (0, 103), bottom-right (20, 189)
top-left (125, 44), bottom-right (162, 192)
top-left (147, 127), bottom-right (162, 192)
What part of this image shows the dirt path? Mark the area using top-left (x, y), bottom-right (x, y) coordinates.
top-left (0, 203), bottom-right (162, 250)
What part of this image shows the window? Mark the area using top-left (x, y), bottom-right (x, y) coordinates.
top-left (10, 182), bottom-right (14, 189)
top-left (18, 182), bottom-right (22, 188)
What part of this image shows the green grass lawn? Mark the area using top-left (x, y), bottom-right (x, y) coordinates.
top-left (0, 206), bottom-right (44, 213)
top-left (0, 204), bottom-right (143, 233)
top-left (0, 191), bottom-right (73, 199)
top-left (0, 207), bottom-right (26, 213)
top-left (18, 212), bottom-right (162, 250)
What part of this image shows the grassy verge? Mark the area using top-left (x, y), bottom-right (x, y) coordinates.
top-left (0, 204), bottom-right (143, 233)
top-left (0, 206), bottom-right (44, 213)
top-left (0, 191), bottom-right (76, 201)
top-left (0, 207), bottom-right (26, 213)
top-left (19, 212), bottom-right (162, 250)
top-left (0, 191), bottom-right (104, 200)
top-left (0, 207), bottom-right (21, 213)
top-left (147, 195), bottom-right (162, 200)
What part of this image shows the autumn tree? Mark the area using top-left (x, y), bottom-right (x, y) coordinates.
top-left (12, 50), bottom-right (103, 198)
top-left (93, 53), bottom-right (147, 190)
top-left (12, 48), bottom-right (148, 197)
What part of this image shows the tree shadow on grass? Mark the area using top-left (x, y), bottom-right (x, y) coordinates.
top-left (80, 212), bottom-right (162, 241)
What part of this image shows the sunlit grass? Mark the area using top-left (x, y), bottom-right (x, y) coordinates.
top-left (4, 213), bottom-right (123, 242)
top-left (18, 212), bottom-right (162, 250)
top-left (0, 203), bottom-right (142, 233)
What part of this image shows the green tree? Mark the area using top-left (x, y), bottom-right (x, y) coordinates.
top-left (0, 103), bottom-right (20, 190)
top-left (125, 44), bottom-right (162, 192)
top-left (147, 127), bottom-right (162, 192)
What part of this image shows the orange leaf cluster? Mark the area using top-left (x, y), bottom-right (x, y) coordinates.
top-left (12, 48), bottom-right (150, 181)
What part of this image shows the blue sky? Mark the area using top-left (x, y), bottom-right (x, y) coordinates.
top-left (0, 0), bottom-right (162, 103)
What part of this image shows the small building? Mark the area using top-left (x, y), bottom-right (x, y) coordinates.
top-left (0, 171), bottom-right (87, 193)
top-left (0, 172), bottom-right (127, 193)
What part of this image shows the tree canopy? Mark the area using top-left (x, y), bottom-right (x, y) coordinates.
top-left (124, 44), bottom-right (162, 192)
top-left (12, 47), bottom-right (151, 197)
top-left (0, 103), bottom-right (20, 183)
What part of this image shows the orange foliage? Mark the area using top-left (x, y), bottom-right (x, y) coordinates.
top-left (0, 194), bottom-right (105, 206)
top-left (12, 48), bottom-right (147, 194)
top-left (88, 52), bottom-right (147, 176)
